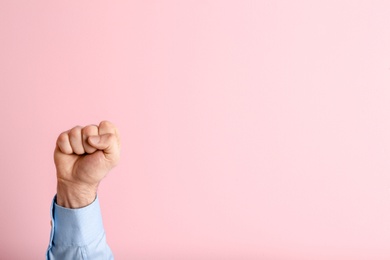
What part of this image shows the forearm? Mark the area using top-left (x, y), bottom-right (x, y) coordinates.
top-left (46, 195), bottom-right (114, 259)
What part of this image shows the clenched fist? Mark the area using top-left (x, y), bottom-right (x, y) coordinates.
top-left (54, 121), bottom-right (120, 208)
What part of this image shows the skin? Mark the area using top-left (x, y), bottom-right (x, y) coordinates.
top-left (54, 120), bottom-right (121, 208)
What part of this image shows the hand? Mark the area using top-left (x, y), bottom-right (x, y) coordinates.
top-left (54, 120), bottom-right (120, 208)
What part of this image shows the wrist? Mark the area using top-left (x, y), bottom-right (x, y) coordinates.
top-left (56, 179), bottom-right (99, 209)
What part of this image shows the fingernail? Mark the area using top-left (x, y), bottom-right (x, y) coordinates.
top-left (89, 136), bottom-right (100, 144)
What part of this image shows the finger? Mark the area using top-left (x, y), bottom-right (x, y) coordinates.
top-left (88, 133), bottom-right (116, 152)
top-left (81, 124), bottom-right (99, 154)
top-left (98, 120), bottom-right (120, 153)
top-left (90, 120), bottom-right (120, 164)
top-left (68, 126), bottom-right (85, 155)
top-left (98, 120), bottom-right (117, 136)
top-left (56, 131), bottom-right (73, 154)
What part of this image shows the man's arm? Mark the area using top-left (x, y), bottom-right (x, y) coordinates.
top-left (46, 121), bottom-right (120, 259)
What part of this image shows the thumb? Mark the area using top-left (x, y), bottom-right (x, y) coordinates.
top-left (88, 134), bottom-right (115, 152)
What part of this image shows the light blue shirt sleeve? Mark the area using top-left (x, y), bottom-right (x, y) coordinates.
top-left (46, 195), bottom-right (114, 260)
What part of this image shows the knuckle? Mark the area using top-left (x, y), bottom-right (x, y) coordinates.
top-left (56, 133), bottom-right (71, 153)
top-left (107, 133), bottom-right (115, 141)
top-left (57, 132), bottom-right (69, 145)
top-left (99, 120), bottom-right (111, 126)
top-left (82, 125), bottom-right (97, 135)
top-left (69, 126), bottom-right (82, 137)
top-left (99, 120), bottom-right (115, 129)
top-left (106, 133), bottom-right (118, 145)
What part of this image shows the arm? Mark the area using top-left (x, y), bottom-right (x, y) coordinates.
top-left (46, 195), bottom-right (113, 259)
top-left (46, 121), bottom-right (120, 259)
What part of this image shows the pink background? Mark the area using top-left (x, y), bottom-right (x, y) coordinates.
top-left (1, 1), bottom-right (390, 259)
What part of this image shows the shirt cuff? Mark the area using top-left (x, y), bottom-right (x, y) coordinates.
top-left (51, 194), bottom-right (105, 247)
